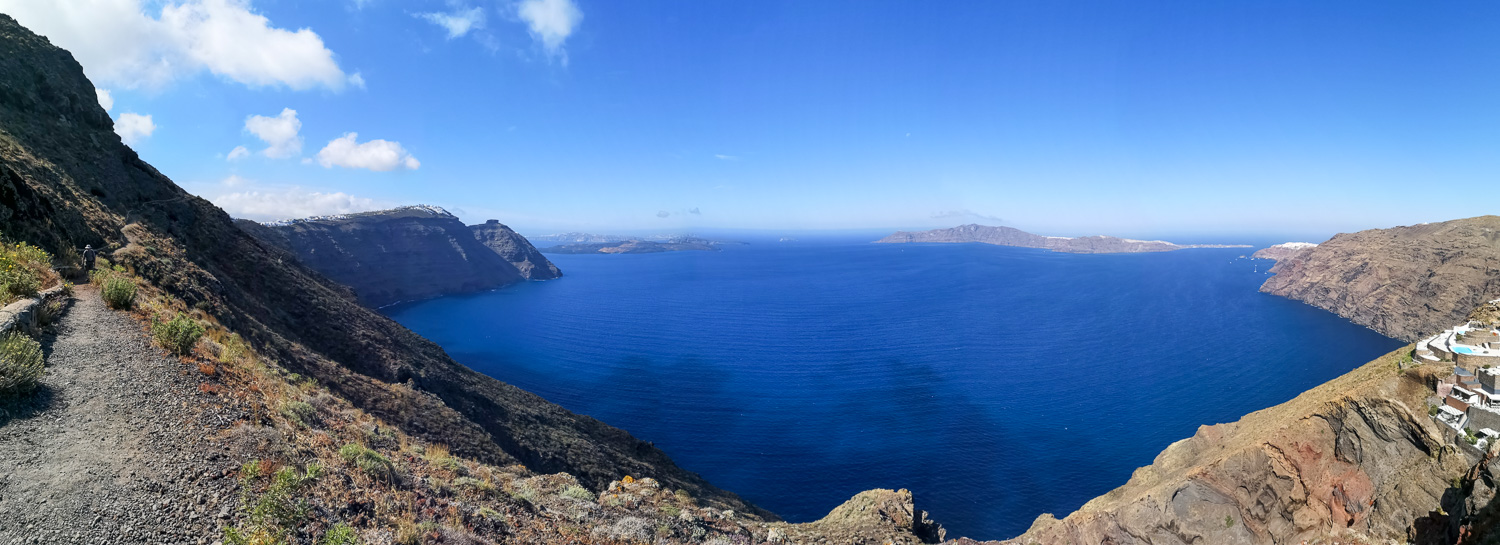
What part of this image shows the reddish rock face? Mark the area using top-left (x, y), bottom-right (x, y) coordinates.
top-left (989, 361), bottom-right (1470, 545)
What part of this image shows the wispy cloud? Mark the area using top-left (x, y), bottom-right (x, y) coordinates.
top-left (656, 210), bottom-right (670, 218)
top-left (226, 145), bottom-right (250, 161)
top-left (714, 154), bottom-right (738, 161)
top-left (418, 6), bottom-right (486, 39)
top-left (516, 0), bottom-right (582, 64)
top-left (932, 209), bottom-right (1005, 223)
top-left (688, 207), bottom-right (701, 215)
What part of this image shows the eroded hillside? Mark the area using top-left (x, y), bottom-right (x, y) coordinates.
top-left (1261, 217), bottom-right (1500, 342)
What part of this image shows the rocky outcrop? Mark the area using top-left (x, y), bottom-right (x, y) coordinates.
top-left (993, 357), bottom-right (1469, 545)
top-left (469, 219), bottom-right (561, 279)
top-left (0, 13), bottom-right (770, 520)
top-left (1252, 242), bottom-right (1318, 262)
top-left (875, 224), bottom-right (1250, 254)
top-left (1261, 217), bottom-right (1500, 342)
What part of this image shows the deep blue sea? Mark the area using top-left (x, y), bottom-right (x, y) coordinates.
top-left (385, 238), bottom-right (1403, 540)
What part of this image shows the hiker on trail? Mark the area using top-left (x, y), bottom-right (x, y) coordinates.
top-left (82, 244), bottom-right (97, 272)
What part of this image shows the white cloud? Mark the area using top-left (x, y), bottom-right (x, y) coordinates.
top-left (348, 72), bottom-right (366, 89)
top-left (212, 186), bottom-right (379, 221)
top-left (0, 0), bottom-right (350, 91)
top-left (115, 112), bottom-right (155, 144)
top-left (95, 88), bottom-right (114, 112)
top-left (315, 133), bottom-right (420, 171)
top-left (418, 6), bottom-right (486, 39)
top-left (244, 108), bottom-right (303, 159)
top-left (221, 174), bottom-right (248, 187)
top-left (516, 0), bottom-right (582, 62)
top-left (226, 145), bottom-right (251, 161)
top-left (714, 154), bottom-right (738, 161)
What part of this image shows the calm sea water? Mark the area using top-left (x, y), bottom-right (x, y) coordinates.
top-left (385, 239), bottom-right (1402, 540)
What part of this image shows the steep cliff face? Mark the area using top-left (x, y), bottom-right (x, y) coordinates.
top-left (0, 13), bottom-right (771, 520)
top-left (469, 219), bottom-right (561, 279)
top-left (1261, 216), bottom-right (1500, 342)
top-left (875, 224), bottom-right (1249, 254)
top-left (996, 356), bottom-right (1468, 545)
top-left (238, 207), bottom-right (526, 307)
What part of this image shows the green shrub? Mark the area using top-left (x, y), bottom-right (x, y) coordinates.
top-left (338, 443), bottom-right (394, 481)
top-left (0, 241), bottom-right (50, 302)
top-left (226, 462), bottom-right (322, 545)
top-left (151, 312), bottom-right (204, 356)
top-left (101, 276), bottom-right (137, 310)
top-left (0, 332), bottom-right (43, 395)
top-left (320, 523), bottom-right (362, 545)
top-left (561, 484), bottom-right (595, 502)
top-left (280, 400), bottom-right (316, 427)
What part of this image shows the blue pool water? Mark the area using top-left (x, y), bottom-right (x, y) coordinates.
top-left (1456, 346), bottom-right (1475, 354)
top-left (385, 239), bottom-right (1403, 540)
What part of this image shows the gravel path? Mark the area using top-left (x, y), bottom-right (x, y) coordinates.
top-left (0, 288), bottom-right (246, 544)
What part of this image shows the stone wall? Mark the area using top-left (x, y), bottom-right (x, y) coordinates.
top-left (0, 285), bottom-right (68, 335)
top-left (1467, 406), bottom-right (1500, 434)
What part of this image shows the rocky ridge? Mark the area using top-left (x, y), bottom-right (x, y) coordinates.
top-left (1261, 216), bottom-right (1500, 342)
top-left (875, 224), bottom-right (1250, 254)
top-left (470, 219), bottom-right (561, 279)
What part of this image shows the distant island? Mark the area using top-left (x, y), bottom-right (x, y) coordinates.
top-left (530, 232), bottom-right (633, 244)
top-left (543, 236), bottom-right (743, 255)
top-left (874, 224), bottom-right (1250, 254)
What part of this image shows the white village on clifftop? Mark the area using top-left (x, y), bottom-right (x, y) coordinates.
top-left (1423, 306), bottom-right (1500, 451)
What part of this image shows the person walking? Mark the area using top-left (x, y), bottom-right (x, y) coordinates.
top-left (82, 244), bottom-right (97, 272)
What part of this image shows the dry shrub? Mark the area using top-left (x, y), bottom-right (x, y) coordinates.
top-left (0, 332), bottom-right (43, 395)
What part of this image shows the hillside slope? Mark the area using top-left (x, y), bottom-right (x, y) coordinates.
top-left (0, 12), bottom-right (768, 520)
top-left (1261, 217), bottom-right (1500, 341)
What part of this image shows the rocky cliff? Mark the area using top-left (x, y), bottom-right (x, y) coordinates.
top-left (992, 354), bottom-right (1470, 545)
top-left (875, 224), bottom-right (1250, 254)
top-left (237, 207), bottom-right (528, 307)
top-left (0, 12), bottom-right (772, 521)
top-left (1251, 242), bottom-right (1318, 262)
top-left (470, 219), bottom-right (561, 279)
top-left (1261, 216), bottom-right (1500, 342)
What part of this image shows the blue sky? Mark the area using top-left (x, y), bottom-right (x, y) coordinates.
top-left (5, 1), bottom-right (1499, 240)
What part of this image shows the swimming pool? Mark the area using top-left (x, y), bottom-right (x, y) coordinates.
top-left (1456, 346), bottom-right (1477, 355)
